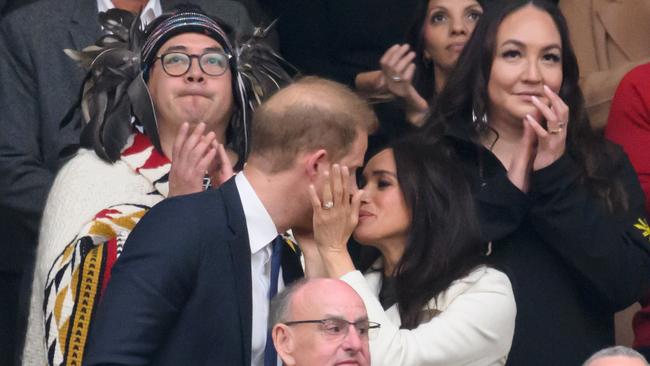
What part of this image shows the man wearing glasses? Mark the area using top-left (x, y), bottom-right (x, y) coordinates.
top-left (270, 278), bottom-right (377, 366)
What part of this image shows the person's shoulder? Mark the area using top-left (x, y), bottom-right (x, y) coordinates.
top-left (620, 62), bottom-right (650, 88)
top-left (55, 149), bottom-right (127, 184)
top-left (2, 0), bottom-right (72, 30)
top-left (44, 149), bottom-right (156, 230)
top-left (126, 189), bottom-right (234, 259)
top-left (157, 188), bottom-right (225, 211)
top-left (593, 139), bottom-right (630, 174)
top-left (141, 188), bottom-right (231, 232)
top-left (448, 265), bottom-right (513, 296)
top-left (429, 265), bottom-right (515, 316)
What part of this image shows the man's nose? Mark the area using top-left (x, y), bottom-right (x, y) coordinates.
top-left (341, 324), bottom-right (364, 354)
top-left (185, 57), bottom-right (205, 83)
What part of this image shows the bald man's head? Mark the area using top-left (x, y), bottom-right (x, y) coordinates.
top-left (583, 346), bottom-right (649, 366)
top-left (249, 77), bottom-right (377, 173)
top-left (270, 278), bottom-right (372, 366)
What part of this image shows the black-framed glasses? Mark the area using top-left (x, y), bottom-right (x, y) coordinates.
top-left (156, 51), bottom-right (232, 77)
top-left (284, 318), bottom-right (380, 340)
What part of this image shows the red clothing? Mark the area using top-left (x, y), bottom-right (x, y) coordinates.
top-left (605, 63), bottom-right (650, 353)
top-left (606, 63), bottom-right (650, 216)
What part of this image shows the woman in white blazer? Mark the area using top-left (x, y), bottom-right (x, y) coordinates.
top-left (302, 138), bottom-right (516, 366)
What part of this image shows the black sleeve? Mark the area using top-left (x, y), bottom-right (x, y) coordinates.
top-left (83, 198), bottom-right (203, 366)
top-left (0, 17), bottom-right (55, 233)
top-left (475, 168), bottom-right (531, 242)
top-left (528, 149), bottom-right (650, 311)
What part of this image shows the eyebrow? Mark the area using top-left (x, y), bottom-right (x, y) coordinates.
top-left (323, 314), bottom-right (370, 322)
top-left (161, 45), bottom-right (225, 53)
top-left (370, 170), bottom-right (397, 178)
top-left (362, 169), bottom-right (397, 181)
top-left (500, 39), bottom-right (562, 52)
top-left (429, 3), bottom-right (482, 12)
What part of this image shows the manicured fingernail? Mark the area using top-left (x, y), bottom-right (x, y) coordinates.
top-left (531, 95), bottom-right (540, 103)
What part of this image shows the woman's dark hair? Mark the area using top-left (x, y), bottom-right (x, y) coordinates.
top-left (407, 0), bottom-right (487, 102)
top-left (423, 0), bottom-right (627, 211)
top-left (363, 136), bottom-right (488, 329)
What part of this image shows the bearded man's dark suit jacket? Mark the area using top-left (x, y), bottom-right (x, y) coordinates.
top-left (84, 178), bottom-right (282, 365)
top-left (0, 1), bottom-right (252, 364)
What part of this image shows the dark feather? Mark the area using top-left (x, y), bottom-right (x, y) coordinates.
top-left (65, 8), bottom-right (147, 162)
top-left (101, 95), bottom-right (132, 161)
top-left (235, 24), bottom-right (295, 107)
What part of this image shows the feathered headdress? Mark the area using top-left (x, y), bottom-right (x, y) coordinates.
top-left (66, 5), bottom-right (293, 169)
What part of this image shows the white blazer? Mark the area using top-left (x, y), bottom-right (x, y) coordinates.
top-left (341, 264), bottom-right (516, 366)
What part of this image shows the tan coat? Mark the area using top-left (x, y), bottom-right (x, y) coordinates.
top-left (559, 0), bottom-right (650, 130)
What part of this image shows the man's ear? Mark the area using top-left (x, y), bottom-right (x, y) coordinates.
top-left (272, 324), bottom-right (296, 365)
top-left (304, 149), bottom-right (328, 181)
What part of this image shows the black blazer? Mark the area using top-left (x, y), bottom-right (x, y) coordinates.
top-left (0, 0), bottom-right (253, 273)
top-left (84, 178), bottom-right (254, 365)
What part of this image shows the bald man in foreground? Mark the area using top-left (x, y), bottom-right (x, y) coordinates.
top-left (270, 278), bottom-right (375, 366)
top-left (583, 346), bottom-right (649, 366)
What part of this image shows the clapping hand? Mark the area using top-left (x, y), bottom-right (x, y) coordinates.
top-left (168, 122), bottom-right (233, 197)
top-left (507, 85), bottom-right (569, 192)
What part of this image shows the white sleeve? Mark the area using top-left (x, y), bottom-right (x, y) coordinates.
top-left (341, 268), bottom-right (516, 366)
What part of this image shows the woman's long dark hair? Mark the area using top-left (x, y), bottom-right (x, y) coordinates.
top-left (363, 136), bottom-right (488, 329)
top-left (407, 0), bottom-right (487, 102)
top-left (423, 0), bottom-right (627, 211)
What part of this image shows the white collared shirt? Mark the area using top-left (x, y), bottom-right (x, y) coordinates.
top-left (96, 0), bottom-right (162, 25)
top-left (235, 173), bottom-right (284, 366)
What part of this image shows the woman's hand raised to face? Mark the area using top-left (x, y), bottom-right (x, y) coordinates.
top-left (168, 122), bottom-right (233, 197)
top-left (380, 44), bottom-right (418, 98)
top-left (309, 165), bottom-right (364, 254)
top-left (308, 164), bottom-right (363, 277)
top-left (526, 84), bottom-right (569, 171)
top-left (380, 44), bottom-right (430, 126)
top-left (506, 86), bottom-right (568, 193)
